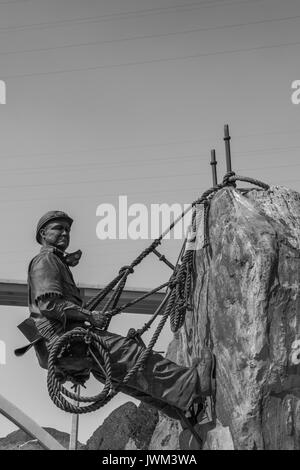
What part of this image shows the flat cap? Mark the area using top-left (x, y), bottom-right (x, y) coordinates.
top-left (36, 210), bottom-right (73, 244)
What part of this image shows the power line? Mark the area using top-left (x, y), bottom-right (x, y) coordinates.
top-left (0, 157), bottom-right (300, 190)
top-left (0, 0), bottom-right (30, 4)
top-left (0, 145), bottom-right (208, 161)
top-left (0, 170), bottom-right (215, 190)
top-left (0, 183), bottom-right (206, 205)
top-left (0, 0), bottom-right (260, 34)
top-left (1, 128), bottom-right (300, 161)
top-left (1, 135), bottom-right (300, 171)
top-left (0, 153), bottom-right (204, 175)
top-left (1, 154), bottom-right (299, 189)
top-left (1, 177), bottom-right (299, 206)
top-left (4, 38), bottom-right (300, 80)
top-left (0, 165), bottom-right (299, 204)
top-left (0, 175), bottom-right (299, 205)
top-left (1, 12), bottom-right (298, 56)
top-left (1, 143), bottom-right (300, 177)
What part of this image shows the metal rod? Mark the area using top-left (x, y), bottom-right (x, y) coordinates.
top-left (223, 124), bottom-right (232, 173)
top-left (69, 385), bottom-right (80, 450)
top-left (152, 248), bottom-right (175, 270)
top-left (210, 149), bottom-right (218, 187)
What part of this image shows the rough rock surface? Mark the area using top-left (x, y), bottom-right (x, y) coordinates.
top-left (151, 185), bottom-right (300, 450)
top-left (0, 427), bottom-right (84, 450)
top-left (86, 401), bottom-right (159, 450)
top-left (148, 414), bottom-right (181, 450)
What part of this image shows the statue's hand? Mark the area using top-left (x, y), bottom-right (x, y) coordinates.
top-left (88, 311), bottom-right (110, 330)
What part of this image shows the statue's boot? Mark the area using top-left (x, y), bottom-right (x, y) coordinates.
top-left (195, 347), bottom-right (215, 395)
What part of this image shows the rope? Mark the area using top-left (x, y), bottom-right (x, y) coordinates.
top-left (47, 172), bottom-right (270, 414)
top-left (106, 281), bottom-right (169, 318)
top-left (47, 293), bottom-right (174, 414)
top-left (47, 328), bottom-right (115, 413)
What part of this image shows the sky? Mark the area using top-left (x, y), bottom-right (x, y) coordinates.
top-left (0, 0), bottom-right (300, 445)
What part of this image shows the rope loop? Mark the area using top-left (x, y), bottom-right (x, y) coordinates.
top-left (47, 328), bottom-right (115, 414)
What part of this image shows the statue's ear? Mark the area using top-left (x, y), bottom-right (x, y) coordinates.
top-left (39, 227), bottom-right (46, 241)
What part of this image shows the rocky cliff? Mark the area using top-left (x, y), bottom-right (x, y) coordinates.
top-left (86, 401), bottom-right (158, 450)
top-left (1, 402), bottom-right (158, 450)
top-left (151, 185), bottom-right (300, 450)
top-left (0, 427), bottom-right (84, 450)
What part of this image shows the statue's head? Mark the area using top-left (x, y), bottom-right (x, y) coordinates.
top-left (36, 210), bottom-right (73, 251)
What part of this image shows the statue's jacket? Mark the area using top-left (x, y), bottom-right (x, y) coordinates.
top-left (19, 246), bottom-right (85, 369)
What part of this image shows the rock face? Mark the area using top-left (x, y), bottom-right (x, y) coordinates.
top-left (148, 415), bottom-right (181, 450)
top-left (0, 402), bottom-right (157, 451)
top-left (86, 401), bottom-right (159, 450)
top-left (151, 185), bottom-right (300, 450)
top-left (0, 427), bottom-right (84, 450)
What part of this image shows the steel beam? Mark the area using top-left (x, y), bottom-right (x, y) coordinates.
top-left (0, 281), bottom-right (165, 315)
top-left (0, 393), bottom-right (65, 450)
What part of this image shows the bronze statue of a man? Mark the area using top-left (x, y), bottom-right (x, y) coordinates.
top-left (19, 210), bottom-right (213, 423)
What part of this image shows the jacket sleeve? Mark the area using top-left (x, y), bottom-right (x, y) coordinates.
top-left (29, 252), bottom-right (91, 325)
top-left (29, 252), bottom-right (64, 303)
top-left (37, 296), bottom-right (90, 324)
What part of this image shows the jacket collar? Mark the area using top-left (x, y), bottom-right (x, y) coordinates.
top-left (40, 245), bottom-right (66, 261)
top-left (40, 246), bottom-right (82, 267)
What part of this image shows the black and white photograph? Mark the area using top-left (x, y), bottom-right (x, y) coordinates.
top-left (0, 0), bottom-right (299, 453)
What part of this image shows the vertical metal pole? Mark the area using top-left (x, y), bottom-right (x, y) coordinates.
top-left (210, 149), bottom-right (218, 187)
top-left (223, 124), bottom-right (232, 173)
top-left (69, 385), bottom-right (80, 450)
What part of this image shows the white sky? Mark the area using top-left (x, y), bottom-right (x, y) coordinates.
top-left (1, 0), bottom-right (300, 444)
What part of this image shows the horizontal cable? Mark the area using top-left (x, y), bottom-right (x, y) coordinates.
top-left (0, 12), bottom-right (298, 56)
top-left (0, 0), bottom-right (259, 34)
top-left (1, 129), bottom-right (300, 161)
top-left (4, 38), bottom-right (300, 80)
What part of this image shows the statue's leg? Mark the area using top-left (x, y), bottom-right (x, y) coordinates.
top-left (91, 330), bottom-right (202, 417)
top-left (92, 367), bottom-right (181, 420)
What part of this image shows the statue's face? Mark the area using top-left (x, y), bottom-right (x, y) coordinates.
top-left (40, 218), bottom-right (71, 251)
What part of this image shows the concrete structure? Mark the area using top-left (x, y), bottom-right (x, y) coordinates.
top-left (0, 280), bottom-right (165, 315)
top-left (0, 393), bottom-right (64, 450)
